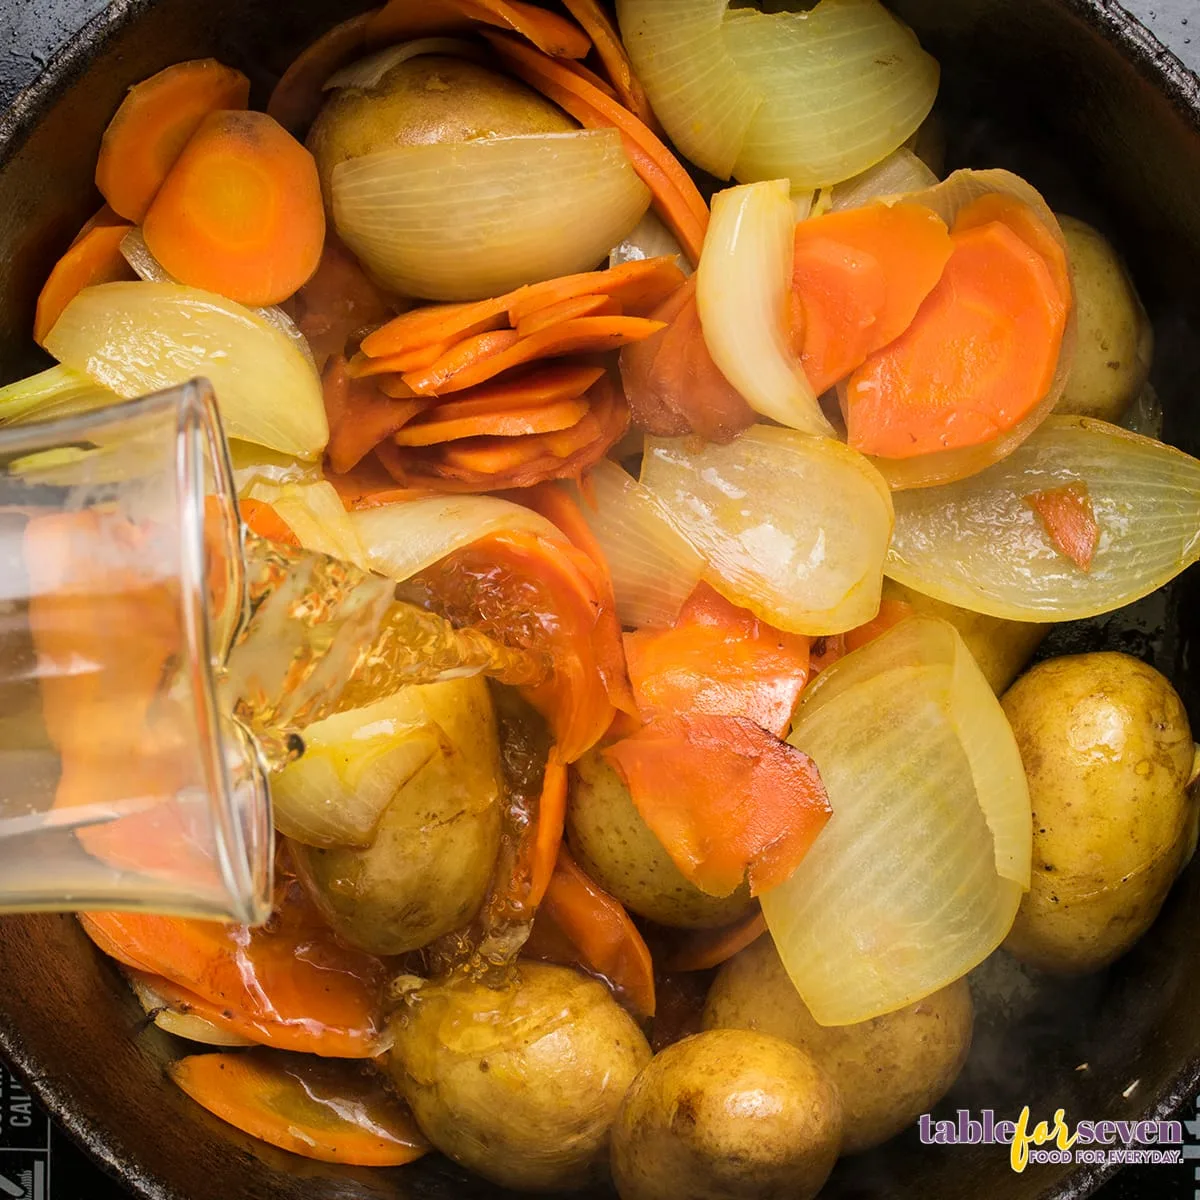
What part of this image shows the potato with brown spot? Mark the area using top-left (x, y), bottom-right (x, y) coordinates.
top-left (611, 1029), bottom-right (842, 1200)
top-left (703, 937), bottom-right (972, 1153)
top-left (1002, 652), bottom-right (1197, 973)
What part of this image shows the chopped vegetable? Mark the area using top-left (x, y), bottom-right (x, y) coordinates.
top-left (129, 971), bottom-right (257, 1047)
top-left (0, 365), bottom-right (118, 427)
top-left (267, 12), bottom-right (375, 134)
top-left (515, 293), bottom-right (621, 337)
top-left (560, 0), bottom-right (656, 126)
top-left (953, 191), bottom-right (1072, 300)
top-left (34, 215), bottom-right (135, 344)
top-left (239, 497), bottom-right (299, 545)
top-left (505, 255), bottom-right (685, 324)
top-left (663, 909), bottom-right (766, 973)
top-left (1025, 482), bottom-right (1100, 571)
top-left (830, 147), bottom-right (938, 211)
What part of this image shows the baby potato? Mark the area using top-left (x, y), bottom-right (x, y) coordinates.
top-left (1001, 652), bottom-right (1197, 974)
top-left (290, 676), bottom-right (502, 955)
top-left (389, 962), bottom-right (651, 1192)
top-left (703, 937), bottom-right (972, 1153)
top-left (611, 1029), bottom-right (842, 1200)
top-left (568, 750), bottom-right (754, 929)
top-left (1056, 215), bottom-right (1153, 421)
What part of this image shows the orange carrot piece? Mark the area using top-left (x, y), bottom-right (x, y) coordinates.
top-left (403, 316), bottom-right (665, 396)
top-left (843, 596), bottom-right (915, 653)
top-left (528, 751), bottom-right (569, 909)
top-left (620, 275), bottom-right (755, 442)
top-left (846, 221), bottom-right (1069, 460)
top-left (516, 293), bottom-right (621, 338)
top-left (360, 297), bottom-right (510, 358)
top-left (347, 340), bottom-right (459, 378)
top-left (528, 846), bottom-right (656, 1019)
top-left (952, 193), bottom-right (1071, 303)
top-left (170, 1050), bottom-right (429, 1166)
top-left (415, 363), bottom-right (604, 421)
top-left (96, 59), bottom-right (251, 222)
top-left (327, 454), bottom-right (440, 508)
top-left (323, 356), bottom-right (430, 474)
top-left (664, 910), bottom-right (767, 973)
top-left (1026, 481), bottom-right (1100, 571)
top-left (239, 498), bottom-right (300, 546)
top-left (34, 219), bottom-right (135, 344)
top-left (485, 32), bottom-right (710, 265)
top-left (393, 395), bottom-right (590, 445)
top-left (366, 0), bottom-right (591, 58)
top-left (557, 57), bottom-right (621, 102)
top-left (267, 11), bottom-right (376, 135)
top-left (605, 714), bottom-right (832, 898)
top-left (791, 202), bottom-right (953, 395)
top-left (559, 0), bottom-right (658, 128)
top-left (623, 582), bottom-right (810, 739)
top-left (68, 203), bottom-right (127, 246)
top-left (143, 110), bottom-right (325, 307)
top-left (506, 256), bottom-right (685, 324)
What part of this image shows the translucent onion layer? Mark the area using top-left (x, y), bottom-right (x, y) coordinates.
top-left (44, 281), bottom-right (328, 460)
top-left (242, 477), bottom-right (368, 568)
top-left (886, 416), bottom-right (1200, 621)
top-left (831, 147), bottom-right (938, 211)
top-left (761, 616), bottom-right (1029, 1025)
top-left (609, 210), bottom-right (690, 274)
top-left (641, 426), bottom-right (893, 636)
top-left (128, 975), bottom-right (255, 1047)
top-left (0, 364), bottom-right (118, 426)
top-left (332, 130), bottom-right (651, 301)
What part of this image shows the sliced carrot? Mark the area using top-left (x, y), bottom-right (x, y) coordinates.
top-left (327, 454), bottom-right (440, 508)
top-left (845, 220), bottom-right (1069, 459)
top-left (526, 845), bottom-right (656, 1019)
top-left (403, 316), bottom-right (665, 396)
top-left (143, 110), bottom-right (324, 307)
top-left (516, 293), bottom-right (621, 338)
top-left (619, 275), bottom-right (756, 442)
top-left (605, 714), bottom-right (832, 898)
top-left (664, 910), bottom-right (767, 973)
top-left (843, 596), bottom-right (915, 653)
top-left (559, 0), bottom-right (658, 128)
top-left (393, 395), bottom-right (590, 445)
top-left (506, 256), bottom-right (685, 324)
top-left (324, 355), bottom-right (430, 474)
top-left (623, 582), bottom-right (810, 739)
top-left (413, 363), bottom-right (604, 421)
top-left (529, 751), bottom-right (569, 909)
top-left (347, 340), bottom-right (459, 378)
top-left (69, 203), bottom-right (127, 245)
top-left (96, 59), bottom-right (251, 222)
top-left (485, 32), bottom-right (710, 265)
top-left (952, 193), bottom-right (1071, 302)
top-left (239, 498), bottom-right (299, 546)
top-left (34, 219), bottom-right (135, 344)
top-left (558, 57), bottom-right (621, 102)
top-left (267, 11), bottom-right (376, 135)
top-left (360, 297), bottom-right (510, 358)
top-left (791, 201), bottom-right (953, 395)
top-left (170, 1050), bottom-right (429, 1166)
top-left (1026, 481), bottom-right (1099, 570)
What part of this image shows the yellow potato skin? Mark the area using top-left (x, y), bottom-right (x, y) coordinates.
top-left (389, 963), bottom-right (651, 1193)
top-left (1001, 652), bottom-right (1196, 974)
top-left (703, 937), bottom-right (972, 1153)
top-left (611, 1029), bottom-right (843, 1200)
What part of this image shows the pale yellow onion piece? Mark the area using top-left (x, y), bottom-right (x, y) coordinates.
top-left (831, 147), bottom-right (938, 211)
top-left (0, 364), bottom-right (119, 426)
top-left (332, 130), bottom-right (651, 301)
top-left (762, 616), bottom-right (1029, 1025)
top-left (641, 426), bottom-right (893, 636)
top-left (350, 494), bottom-right (566, 584)
top-left (228, 440), bottom-right (323, 496)
top-left (886, 416), bottom-right (1200, 622)
top-left (697, 179), bottom-right (830, 436)
top-left (609, 210), bottom-right (689, 274)
top-left (272, 688), bottom-right (446, 848)
top-left (242, 478), bottom-right (368, 569)
top-left (615, 0), bottom-right (762, 181)
top-left (45, 282), bottom-right (328, 460)
top-left (571, 459), bottom-right (704, 629)
top-left (848, 168), bottom-right (1078, 489)
top-left (323, 38), bottom-right (484, 90)
top-left (128, 976), bottom-right (255, 1047)
top-left (726, 0), bottom-right (939, 189)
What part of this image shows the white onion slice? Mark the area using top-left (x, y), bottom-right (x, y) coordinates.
top-left (242, 478), bottom-right (368, 568)
top-left (0, 364), bottom-right (119, 426)
top-left (228, 440), bottom-right (323, 495)
top-left (572, 459), bottom-right (704, 629)
top-left (323, 38), bottom-right (484, 91)
top-left (609, 210), bottom-right (690, 274)
top-left (615, 0), bottom-right (762, 181)
top-left (45, 281), bottom-right (328, 460)
top-left (350, 495), bottom-right (566, 583)
top-left (697, 179), bottom-right (830, 436)
top-left (831, 147), bottom-right (938, 211)
top-left (886, 416), bottom-right (1200, 622)
top-left (129, 975), bottom-right (255, 1047)
top-left (332, 130), bottom-right (651, 301)
top-left (641, 426), bottom-right (893, 636)
top-left (762, 616), bottom-right (1029, 1025)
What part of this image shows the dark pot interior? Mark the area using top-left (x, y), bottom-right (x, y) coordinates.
top-left (0, 2), bottom-right (1197, 1198)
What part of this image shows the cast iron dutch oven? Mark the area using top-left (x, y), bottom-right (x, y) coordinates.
top-left (0, 2), bottom-right (1197, 1198)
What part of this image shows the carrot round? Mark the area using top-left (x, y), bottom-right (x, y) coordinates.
top-left (324, 355), bottom-right (430, 474)
top-left (845, 220), bottom-right (1069, 459)
top-left (34, 218), bottom-right (135, 344)
top-left (952, 193), bottom-right (1071, 302)
top-left (393, 395), bottom-right (590, 445)
top-left (143, 109), bottom-right (325, 307)
top-left (505, 256), bottom-right (684, 324)
top-left (96, 59), bottom-right (250, 222)
top-left (791, 201), bottom-right (953, 395)
top-left (1025, 481), bottom-right (1099, 571)
top-left (360, 296), bottom-right (511, 358)
top-left (170, 1050), bottom-right (429, 1166)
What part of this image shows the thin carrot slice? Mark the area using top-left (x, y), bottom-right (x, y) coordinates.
top-left (791, 201), bottom-right (953, 395)
top-left (664, 910), bottom-right (767, 973)
top-left (559, 0), bottom-right (658, 128)
top-left (1026, 481), bottom-right (1099, 571)
top-left (170, 1050), bottom-right (429, 1166)
top-left (143, 110), bottom-right (325, 307)
top-left (239, 498), bottom-right (299, 546)
top-left (529, 751), bottom-right (569, 909)
top-left (360, 297), bottom-right (510, 358)
top-left (393, 396), bottom-right (590, 445)
top-left (96, 59), bottom-right (251, 222)
top-left (324, 356), bottom-right (429, 474)
top-left (68, 203), bottom-right (127, 246)
top-left (412, 363), bottom-right (604, 422)
top-left (845, 221), bottom-right (1069, 460)
top-left (347, 339), bottom-right (458, 378)
top-left (403, 316), bottom-right (665, 396)
top-left (952, 193), bottom-right (1071, 302)
top-left (327, 454), bottom-right (440, 508)
top-left (267, 11), bottom-right (376, 135)
top-left (526, 846), bottom-right (656, 1019)
top-left (516, 293), bottom-right (621, 338)
top-left (34, 219), bottom-right (135, 344)
top-left (485, 32), bottom-right (710, 264)
top-left (557, 57), bottom-right (621, 102)
top-left (366, 0), bottom-right (591, 58)
top-left (623, 582), bottom-right (810, 738)
top-left (604, 714), bottom-right (832, 898)
top-left (843, 596), bottom-right (915, 653)
top-left (506, 256), bottom-right (685, 324)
